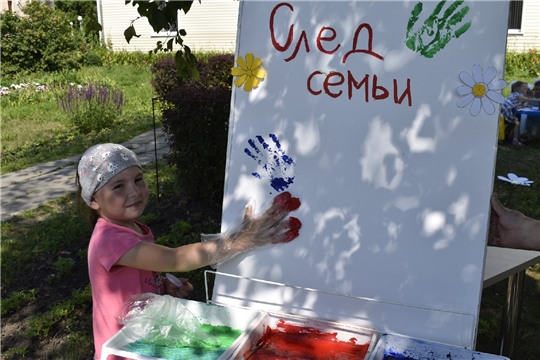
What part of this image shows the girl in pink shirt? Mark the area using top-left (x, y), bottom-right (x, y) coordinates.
top-left (76, 143), bottom-right (302, 360)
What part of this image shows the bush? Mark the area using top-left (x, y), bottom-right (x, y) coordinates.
top-left (505, 49), bottom-right (540, 78)
top-left (151, 53), bottom-right (234, 98)
top-left (152, 54), bottom-right (234, 202)
top-left (200, 54), bottom-right (235, 89)
top-left (83, 52), bottom-right (102, 67)
top-left (102, 50), bottom-right (163, 67)
top-left (0, 2), bottom-right (80, 77)
top-left (57, 83), bottom-right (124, 134)
top-left (150, 55), bottom-right (186, 98)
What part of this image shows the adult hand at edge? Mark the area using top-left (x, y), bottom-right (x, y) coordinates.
top-left (488, 193), bottom-right (540, 251)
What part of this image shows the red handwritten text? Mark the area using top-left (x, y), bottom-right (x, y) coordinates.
top-left (270, 2), bottom-right (383, 63)
top-left (269, 2), bottom-right (412, 105)
top-left (307, 71), bottom-right (412, 105)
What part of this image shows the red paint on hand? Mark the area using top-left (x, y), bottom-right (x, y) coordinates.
top-left (288, 217), bottom-right (302, 230)
top-left (272, 191), bottom-right (301, 212)
top-left (288, 197), bottom-right (301, 211)
top-left (273, 229), bottom-right (299, 244)
top-left (273, 191), bottom-right (292, 209)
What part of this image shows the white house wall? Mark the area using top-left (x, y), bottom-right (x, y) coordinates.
top-left (99, 0), bottom-right (539, 54)
top-left (99, 0), bottom-right (239, 53)
top-left (178, 0), bottom-right (239, 52)
top-left (507, 0), bottom-right (540, 52)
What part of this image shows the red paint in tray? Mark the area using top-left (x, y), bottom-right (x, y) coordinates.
top-left (243, 319), bottom-right (370, 359)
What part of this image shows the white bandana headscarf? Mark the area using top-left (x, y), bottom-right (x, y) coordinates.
top-left (77, 143), bottom-right (141, 205)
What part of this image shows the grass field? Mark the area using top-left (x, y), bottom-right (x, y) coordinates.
top-left (0, 65), bottom-right (158, 174)
top-left (1, 64), bottom-right (539, 359)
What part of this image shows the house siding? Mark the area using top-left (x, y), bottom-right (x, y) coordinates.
top-left (99, 1), bottom-right (539, 54)
top-left (99, 0), bottom-right (239, 53)
top-left (1, 0), bottom-right (42, 16)
top-left (507, 0), bottom-right (540, 52)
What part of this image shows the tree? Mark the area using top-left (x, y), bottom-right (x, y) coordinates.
top-left (55, 0), bottom-right (101, 46)
top-left (0, 2), bottom-right (81, 76)
top-left (124, 0), bottom-right (200, 80)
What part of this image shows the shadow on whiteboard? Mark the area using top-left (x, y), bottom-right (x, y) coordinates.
top-left (207, 270), bottom-right (477, 349)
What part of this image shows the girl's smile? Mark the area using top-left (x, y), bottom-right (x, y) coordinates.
top-left (90, 166), bottom-right (149, 232)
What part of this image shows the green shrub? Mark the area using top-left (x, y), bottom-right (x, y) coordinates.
top-left (0, 2), bottom-right (81, 77)
top-left (102, 50), bottom-right (161, 67)
top-left (161, 88), bottom-right (230, 202)
top-left (505, 49), bottom-right (540, 78)
top-left (57, 82), bottom-right (124, 134)
top-left (84, 52), bottom-right (102, 67)
top-left (200, 54), bottom-right (235, 89)
top-left (152, 54), bottom-right (234, 202)
top-left (150, 55), bottom-right (186, 97)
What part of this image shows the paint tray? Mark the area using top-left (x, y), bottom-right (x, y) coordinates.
top-left (234, 311), bottom-right (379, 359)
top-left (100, 298), bottom-right (265, 360)
top-left (368, 334), bottom-right (510, 360)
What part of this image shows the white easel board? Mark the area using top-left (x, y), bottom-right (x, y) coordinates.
top-left (213, 0), bottom-right (509, 350)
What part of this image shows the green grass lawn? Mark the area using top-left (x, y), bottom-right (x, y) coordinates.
top-left (0, 64), bottom-right (159, 174)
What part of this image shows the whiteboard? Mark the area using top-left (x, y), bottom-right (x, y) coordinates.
top-left (213, 0), bottom-right (509, 349)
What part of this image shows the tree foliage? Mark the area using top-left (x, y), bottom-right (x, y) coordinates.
top-left (0, 2), bottom-right (81, 77)
top-left (55, 0), bottom-right (101, 42)
top-left (124, 0), bottom-right (199, 80)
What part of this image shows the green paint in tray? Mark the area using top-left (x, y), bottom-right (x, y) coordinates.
top-left (124, 324), bottom-right (243, 360)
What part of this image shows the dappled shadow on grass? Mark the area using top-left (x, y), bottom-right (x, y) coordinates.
top-left (493, 140), bottom-right (540, 220)
top-left (1, 193), bottom-right (95, 358)
top-left (476, 264), bottom-right (540, 359)
top-left (1, 162), bottom-right (223, 359)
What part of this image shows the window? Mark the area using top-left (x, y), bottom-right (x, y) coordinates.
top-left (508, 0), bottom-right (523, 34)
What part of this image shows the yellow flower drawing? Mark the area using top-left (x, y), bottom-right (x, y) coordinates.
top-left (231, 53), bottom-right (266, 92)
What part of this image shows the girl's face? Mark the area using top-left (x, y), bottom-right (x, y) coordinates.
top-left (90, 166), bottom-right (149, 230)
top-left (518, 84), bottom-right (528, 95)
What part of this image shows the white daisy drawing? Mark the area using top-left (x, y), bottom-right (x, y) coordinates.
top-left (497, 173), bottom-right (534, 186)
top-left (456, 64), bottom-right (506, 116)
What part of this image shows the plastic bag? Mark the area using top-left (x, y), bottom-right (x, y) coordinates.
top-left (202, 191), bottom-right (302, 268)
top-left (116, 293), bottom-right (221, 348)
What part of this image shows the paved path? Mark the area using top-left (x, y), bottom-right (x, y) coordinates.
top-left (0, 128), bottom-right (170, 221)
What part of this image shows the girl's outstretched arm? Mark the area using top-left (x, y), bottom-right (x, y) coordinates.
top-left (116, 192), bottom-right (302, 272)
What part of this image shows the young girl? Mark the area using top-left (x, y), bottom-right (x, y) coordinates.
top-left (501, 81), bottom-right (537, 146)
top-left (76, 143), bottom-right (302, 360)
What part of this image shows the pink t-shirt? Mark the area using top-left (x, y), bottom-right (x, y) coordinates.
top-left (88, 218), bottom-right (164, 360)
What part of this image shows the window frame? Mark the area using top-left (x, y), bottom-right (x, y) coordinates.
top-left (507, 0), bottom-right (524, 35)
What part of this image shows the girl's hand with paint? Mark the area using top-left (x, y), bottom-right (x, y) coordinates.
top-left (203, 191), bottom-right (302, 268)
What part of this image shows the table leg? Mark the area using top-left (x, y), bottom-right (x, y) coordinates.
top-left (519, 114), bottom-right (528, 135)
top-left (500, 270), bottom-right (525, 358)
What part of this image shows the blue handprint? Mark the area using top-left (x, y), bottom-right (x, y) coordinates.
top-left (244, 134), bottom-right (296, 192)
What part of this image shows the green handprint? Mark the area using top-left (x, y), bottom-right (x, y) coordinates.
top-left (405, 0), bottom-right (471, 58)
